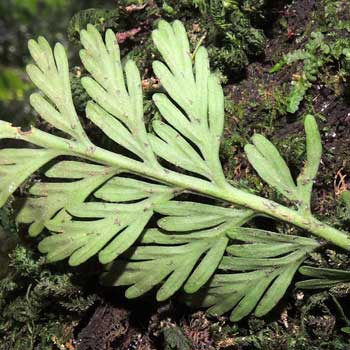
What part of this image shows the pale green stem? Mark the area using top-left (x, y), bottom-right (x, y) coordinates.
top-left (92, 146), bottom-right (350, 251)
top-left (4, 122), bottom-right (350, 251)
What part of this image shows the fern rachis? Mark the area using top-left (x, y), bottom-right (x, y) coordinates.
top-left (0, 20), bottom-right (349, 321)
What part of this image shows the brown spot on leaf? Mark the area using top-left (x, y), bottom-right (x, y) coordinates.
top-left (16, 126), bottom-right (33, 135)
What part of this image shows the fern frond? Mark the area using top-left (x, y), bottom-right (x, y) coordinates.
top-left (0, 35), bottom-right (101, 208)
top-left (155, 201), bottom-right (253, 231)
top-left (151, 20), bottom-right (226, 184)
top-left (296, 115), bottom-right (322, 213)
top-left (0, 35), bottom-right (94, 207)
top-left (80, 25), bottom-right (158, 166)
top-left (38, 178), bottom-right (175, 265)
top-left (245, 134), bottom-right (298, 200)
top-left (101, 206), bottom-right (254, 300)
top-left (27, 37), bottom-right (91, 144)
top-left (0, 149), bottom-right (58, 207)
top-left (16, 161), bottom-right (119, 237)
top-left (245, 115), bottom-right (322, 212)
top-left (296, 266), bottom-right (350, 289)
top-left (1, 19), bottom-right (349, 321)
top-left (188, 228), bottom-right (320, 321)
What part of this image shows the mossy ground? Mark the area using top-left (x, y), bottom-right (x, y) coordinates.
top-left (1, 0), bottom-right (350, 349)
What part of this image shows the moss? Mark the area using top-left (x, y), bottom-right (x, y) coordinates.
top-left (163, 326), bottom-right (192, 350)
top-left (208, 45), bottom-right (249, 75)
top-left (71, 73), bottom-right (90, 114)
top-left (205, 0), bottom-right (266, 74)
top-left (0, 246), bottom-right (99, 350)
top-left (67, 7), bottom-right (123, 42)
top-left (0, 199), bottom-right (17, 279)
top-left (270, 0), bottom-right (350, 113)
top-left (67, 1), bottom-right (268, 78)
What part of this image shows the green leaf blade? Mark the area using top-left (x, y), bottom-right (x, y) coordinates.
top-left (245, 134), bottom-right (297, 200)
